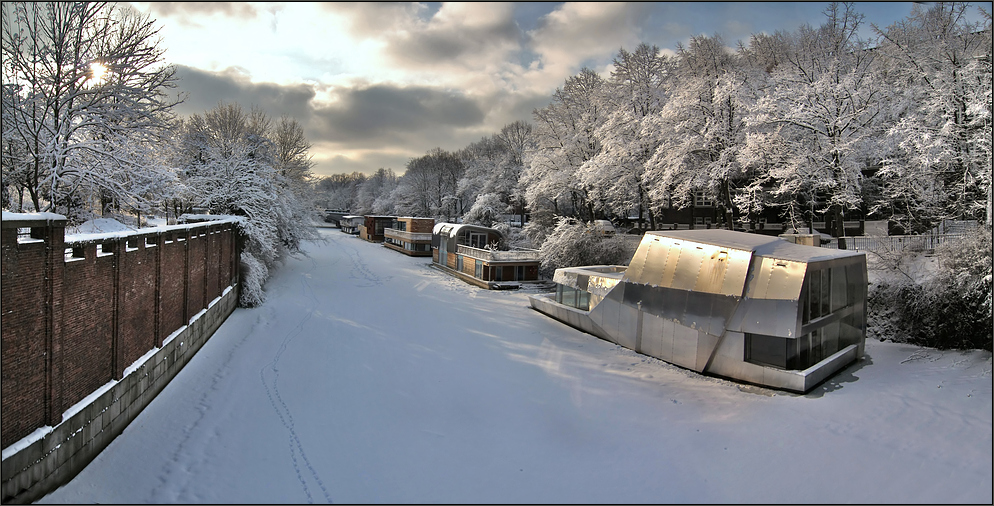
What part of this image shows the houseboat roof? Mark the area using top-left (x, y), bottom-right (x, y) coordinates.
top-left (432, 222), bottom-right (503, 239)
top-left (624, 230), bottom-right (865, 298)
top-left (648, 230), bottom-right (863, 263)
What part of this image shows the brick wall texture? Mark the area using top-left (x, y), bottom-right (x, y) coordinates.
top-left (1, 220), bottom-right (240, 448)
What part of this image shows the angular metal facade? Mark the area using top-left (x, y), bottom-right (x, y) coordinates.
top-left (529, 230), bottom-right (867, 393)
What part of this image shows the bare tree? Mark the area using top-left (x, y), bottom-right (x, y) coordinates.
top-left (1, 2), bottom-right (179, 221)
top-left (176, 102), bottom-right (317, 307)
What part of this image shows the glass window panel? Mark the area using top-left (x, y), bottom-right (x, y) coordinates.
top-left (746, 334), bottom-right (787, 369)
top-left (578, 289), bottom-right (590, 311)
top-left (562, 285), bottom-right (577, 308)
top-left (823, 321), bottom-right (840, 356)
top-left (840, 314), bottom-right (862, 348)
top-left (831, 266), bottom-right (847, 312)
top-left (802, 273), bottom-right (811, 324)
top-left (809, 327), bottom-right (824, 365)
top-left (785, 338), bottom-right (798, 370)
top-left (809, 269), bottom-right (821, 319)
top-left (556, 284), bottom-right (564, 304)
top-left (820, 269), bottom-right (831, 316)
top-left (475, 260), bottom-right (483, 278)
top-left (797, 333), bottom-right (810, 369)
top-left (846, 263), bottom-right (860, 307)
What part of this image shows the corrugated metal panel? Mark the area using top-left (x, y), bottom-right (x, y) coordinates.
top-left (721, 248), bottom-right (752, 297)
top-left (659, 238), bottom-right (681, 288)
top-left (693, 243), bottom-right (727, 294)
top-left (624, 239), bottom-right (650, 281)
top-left (672, 243), bottom-right (706, 290)
top-left (641, 237), bottom-right (670, 286)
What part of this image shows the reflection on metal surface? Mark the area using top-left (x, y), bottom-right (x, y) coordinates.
top-left (530, 229), bottom-right (868, 393)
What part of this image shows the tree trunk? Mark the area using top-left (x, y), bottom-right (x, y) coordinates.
top-left (833, 204), bottom-right (847, 249)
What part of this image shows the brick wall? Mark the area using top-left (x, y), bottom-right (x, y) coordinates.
top-left (1, 224), bottom-right (58, 449)
top-left (1, 218), bottom-right (241, 449)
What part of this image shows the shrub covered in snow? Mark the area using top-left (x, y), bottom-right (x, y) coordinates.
top-left (537, 217), bottom-right (632, 277)
top-left (238, 251), bottom-right (269, 307)
top-left (491, 222), bottom-right (533, 250)
top-left (462, 193), bottom-right (506, 228)
top-left (869, 231), bottom-right (992, 351)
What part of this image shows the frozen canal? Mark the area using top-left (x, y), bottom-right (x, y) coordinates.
top-left (40, 229), bottom-right (992, 503)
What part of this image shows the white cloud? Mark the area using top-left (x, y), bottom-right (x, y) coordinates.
top-left (523, 2), bottom-right (649, 90)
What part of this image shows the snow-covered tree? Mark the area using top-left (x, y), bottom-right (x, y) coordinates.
top-left (462, 192), bottom-right (505, 227)
top-left (522, 68), bottom-right (606, 229)
top-left (393, 148), bottom-right (463, 219)
top-left (354, 168), bottom-right (397, 215)
top-left (1, 2), bottom-right (179, 220)
top-left (647, 35), bottom-right (749, 230)
top-left (494, 120), bottom-right (534, 224)
top-left (873, 1), bottom-right (992, 231)
top-left (456, 134), bottom-right (505, 217)
top-left (457, 120), bottom-right (534, 225)
top-left (175, 102), bottom-right (317, 307)
top-left (316, 171), bottom-right (366, 211)
top-left (743, 2), bottom-right (886, 243)
top-left (583, 43), bottom-right (672, 229)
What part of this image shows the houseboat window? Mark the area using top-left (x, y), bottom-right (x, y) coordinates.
top-left (555, 284), bottom-right (590, 310)
top-left (456, 256), bottom-right (463, 272)
top-left (749, 322), bottom-right (856, 371)
top-left (468, 231), bottom-right (487, 249)
top-left (745, 333), bottom-right (788, 369)
top-left (577, 288), bottom-right (590, 311)
top-left (804, 265), bottom-right (863, 325)
top-left (516, 265), bottom-right (525, 281)
top-left (475, 260), bottom-right (483, 278)
top-left (831, 266), bottom-right (847, 312)
top-left (820, 268), bottom-right (831, 316)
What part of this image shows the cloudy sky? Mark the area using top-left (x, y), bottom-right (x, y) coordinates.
top-left (125, 2), bottom-right (961, 178)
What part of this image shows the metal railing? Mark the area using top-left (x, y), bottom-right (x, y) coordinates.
top-left (821, 234), bottom-right (965, 253)
top-left (457, 244), bottom-right (541, 262)
top-left (383, 228), bottom-right (432, 242)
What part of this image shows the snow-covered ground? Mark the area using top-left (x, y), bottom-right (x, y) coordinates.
top-left (39, 229), bottom-right (992, 504)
